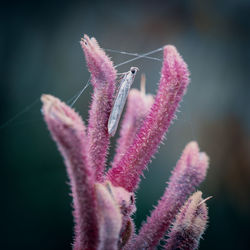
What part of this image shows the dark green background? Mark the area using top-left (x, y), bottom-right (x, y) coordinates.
top-left (1, 0), bottom-right (250, 249)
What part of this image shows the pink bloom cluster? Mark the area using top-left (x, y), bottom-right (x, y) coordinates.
top-left (41, 35), bottom-right (210, 250)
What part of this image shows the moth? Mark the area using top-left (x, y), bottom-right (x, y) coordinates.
top-left (108, 67), bottom-right (139, 136)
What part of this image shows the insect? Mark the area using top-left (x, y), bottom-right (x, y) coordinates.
top-left (108, 67), bottom-right (139, 136)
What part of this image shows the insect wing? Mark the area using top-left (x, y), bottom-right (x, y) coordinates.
top-left (108, 78), bottom-right (131, 136)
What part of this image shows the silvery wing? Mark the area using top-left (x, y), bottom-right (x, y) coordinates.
top-left (108, 79), bottom-right (131, 136)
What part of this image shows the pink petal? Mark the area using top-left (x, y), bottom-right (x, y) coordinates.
top-left (41, 94), bottom-right (98, 249)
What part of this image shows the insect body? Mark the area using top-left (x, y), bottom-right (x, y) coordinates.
top-left (108, 67), bottom-right (139, 136)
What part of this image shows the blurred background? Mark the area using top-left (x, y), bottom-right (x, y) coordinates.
top-left (1, 0), bottom-right (250, 249)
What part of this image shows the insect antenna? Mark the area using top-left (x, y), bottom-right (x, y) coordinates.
top-left (0, 47), bottom-right (164, 129)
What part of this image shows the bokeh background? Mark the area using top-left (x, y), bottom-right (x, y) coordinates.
top-left (1, 0), bottom-right (250, 249)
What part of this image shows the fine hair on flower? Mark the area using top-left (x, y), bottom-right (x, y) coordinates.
top-left (41, 34), bottom-right (210, 250)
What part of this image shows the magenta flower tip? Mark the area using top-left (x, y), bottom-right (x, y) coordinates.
top-left (41, 94), bottom-right (83, 127)
top-left (175, 141), bottom-right (209, 185)
top-left (80, 34), bottom-right (116, 88)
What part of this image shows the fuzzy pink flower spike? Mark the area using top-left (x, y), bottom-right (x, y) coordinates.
top-left (81, 35), bottom-right (117, 182)
top-left (165, 191), bottom-right (209, 250)
top-left (41, 95), bottom-right (98, 249)
top-left (42, 35), bottom-right (211, 250)
top-left (107, 45), bottom-right (190, 192)
top-left (131, 141), bottom-right (209, 249)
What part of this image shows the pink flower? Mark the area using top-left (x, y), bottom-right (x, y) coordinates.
top-left (165, 191), bottom-right (209, 250)
top-left (41, 35), bottom-right (210, 250)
